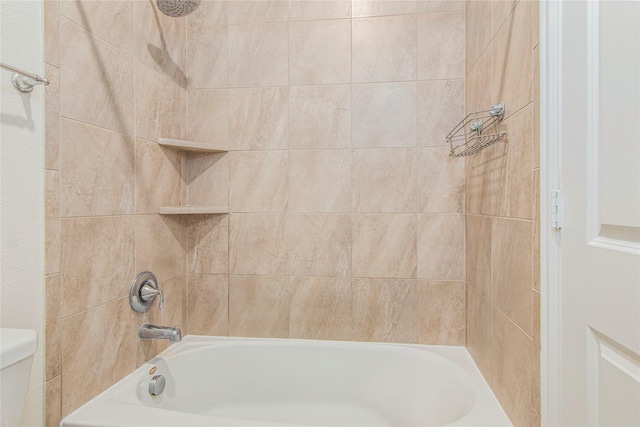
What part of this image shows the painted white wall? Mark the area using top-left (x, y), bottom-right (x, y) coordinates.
top-left (0, 0), bottom-right (45, 425)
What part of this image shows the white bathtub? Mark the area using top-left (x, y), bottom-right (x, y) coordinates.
top-left (62, 336), bottom-right (511, 427)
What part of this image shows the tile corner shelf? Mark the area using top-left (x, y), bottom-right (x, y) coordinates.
top-left (159, 206), bottom-right (229, 215)
top-left (157, 137), bottom-right (228, 153)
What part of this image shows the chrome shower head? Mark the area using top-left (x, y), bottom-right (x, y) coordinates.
top-left (156, 0), bottom-right (200, 17)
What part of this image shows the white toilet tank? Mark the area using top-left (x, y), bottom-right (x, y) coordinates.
top-left (0, 328), bottom-right (37, 427)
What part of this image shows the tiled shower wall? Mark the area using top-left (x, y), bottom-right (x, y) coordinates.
top-left (183, 0), bottom-right (466, 343)
top-left (44, 1), bottom-right (190, 424)
top-left (465, 0), bottom-right (541, 425)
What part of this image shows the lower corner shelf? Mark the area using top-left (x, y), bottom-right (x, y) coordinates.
top-left (158, 206), bottom-right (229, 215)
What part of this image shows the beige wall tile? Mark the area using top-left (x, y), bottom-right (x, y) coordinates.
top-left (465, 0), bottom-right (492, 74)
top-left (135, 64), bottom-right (186, 142)
top-left (352, 148), bottom-right (417, 213)
top-left (44, 0), bottom-right (60, 67)
top-left (134, 0), bottom-right (186, 87)
top-left (188, 274), bottom-right (229, 336)
top-left (60, 119), bottom-right (135, 216)
top-left (185, 152), bottom-right (229, 207)
top-left (289, 0), bottom-right (351, 20)
top-left (466, 285), bottom-right (494, 383)
top-left (491, 0), bottom-right (518, 38)
top-left (289, 85), bottom-right (350, 149)
top-left (61, 298), bottom-right (136, 416)
top-left (352, 278), bottom-right (418, 343)
top-left (466, 214), bottom-right (491, 298)
top-left (60, 18), bottom-right (134, 135)
top-left (135, 214), bottom-right (186, 282)
top-left (188, 0), bottom-right (227, 26)
top-left (229, 275), bottom-right (292, 338)
top-left (188, 214), bottom-right (229, 275)
top-left (418, 0), bottom-right (464, 13)
top-left (229, 214), bottom-right (289, 275)
top-left (532, 0), bottom-right (540, 48)
top-left (289, 277), bottom-right (352, 340)
top-left (135, 138), bottom-right (182, 214)
top-left (229, 151), bottom-right (289, 212)
top-left (465, 146), bottom-right (492, 215)
top-left (491, 104), bottom-right (533, 219)
top-left (533, 45), bottom-right (540, 169)
top-left (61, 216), bottom-right (135, 317)
top-left (418, 280), bottom-right (465, 345)
top-left (417, 213), bottom-right (465, 280)
top-left (45, 64), bottom-right (60, 170)
top-left (490, 308), bottom-right (534, 427)
top-left (45, 171), bottom-right (61, 275)
top-left (229, 87), bottom-right (288, 150)
top-left (465, 48), bottom-right (491, 116)
top-left (491, 0), bottom-right (532, 120)
top-left (228, 0), bottom-right (288, 24)
top-left (352, 0), bottom-right (416, 17)
top-left (417, 147), bottom-right (464, 213)
top-left (352, 214), bottom-right (417, 278)
top-left (45, 376), bottom-right (61, 427)
top-left (186, 25), bottom-right (228, 89)
top-left (187, 89), bottom-right (229, 144)
top-left (228, 23), bottom-right (288, 87)
top-left (288, 150), bottom-right (351, 212)
top-left (285, 214), bottom-right (351, 277)
top-left (352, 82), bottom-right (416, 148)
top-left (532, 288), bottom-right (541, 415)
top-left (60, 0), bottom-right (133, 55)
top-left (45, 274), bottom-right (61, 380)
top-left (417, 79), bottom-right (464, 147)
top-left (533, 169), bottom-right (540, 291)
top-left (417, 12), bottom-right (465, 80)
top-left (352, 15), bottom-right (417, 83)
top-left (491, 217), bottom-right (533, 335)
top-left (289, 19), bottom-right (351, 85)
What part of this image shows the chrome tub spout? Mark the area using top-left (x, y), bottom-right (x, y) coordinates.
top-left (139, 323), bottom-right (181, 343)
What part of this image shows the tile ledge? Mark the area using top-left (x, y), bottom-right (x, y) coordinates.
top-left (157, 138), bottom-right (228, 153)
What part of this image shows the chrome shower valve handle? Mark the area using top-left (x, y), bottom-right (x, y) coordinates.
top-left (129, 272), bottom-right (164, 313)
top-left (140, 282), bottom-right (164, 310)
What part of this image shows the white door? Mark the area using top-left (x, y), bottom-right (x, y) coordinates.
top-left (556, 1), bottom-right (640, 425)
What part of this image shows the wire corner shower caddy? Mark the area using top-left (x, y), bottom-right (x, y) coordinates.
top-left (446, 102), bottom-right (506, 158)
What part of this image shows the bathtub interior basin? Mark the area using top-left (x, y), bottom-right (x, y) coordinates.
top-left (62, 336), bottom-right (511, 427)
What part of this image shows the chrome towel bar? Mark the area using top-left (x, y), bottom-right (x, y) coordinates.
top-left (0, 61), bottom-right (49, 93)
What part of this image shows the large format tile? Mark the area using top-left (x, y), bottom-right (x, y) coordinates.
top-left (417, 79), bottom-right (464, 147)
top-left (44, 0), bottom-right (60, 67)
top-left (352, 214), bottom-right (417, 278)
top-left (186, 25), bottom-right (228, 89)
top-left (289, 85), bottom-right (350, 149)
top-left (185, 151), bottom-right (229, 207)
top-left (187, 0), bottom-right (227, 26)
top-left (60, 216), bottom-right (135, 317)
top-left (45, 170), bottom-right (61, 275)
top-left (466, 214), bottom-right (492, 298)
top-left (352, 278), bottom-right (418, 343)
top-left (229, 87), bottom-right (288, 150)
top-left (46, 375), bottom-right (61, 427)
top-left (135, 138), bottom-right (182, 214)
top-left (352, 0), bottom-right (416, 17)
top-left (352, 15), bottom-right (417, 83)
top-left (60, 119), bottom-right (135, 216)
top-left (187, 89), bottom-right (229, 145)
top-left (532, 289), bottom-right (541, 415)
top-left (60, 18), bottom-right (134, 135)
top-left (187, 214), bottom-right (229, 275)
top-left (352, 148), bottom-right (417, 213)
top-left (289, 0), bottom-right (351, 21)
top-left (418, 280), bottom-right (465, 345)
top-left (229, 275), bottom-right (292, 338)
top-left (465, 0), bottom-right (492, 73)
top-left (228, 0), bottom-right (288, 24)
top-left (417, 12), bottom-right (464, 80)
top-left (134, 0), bottom-right (186, 86)
top-left (466, 285), bottom-right (493, 384)
top-left (288, 150), bottom-right (351, 212)
top-left (188, 274), bottom-right (229, 336)
top-left (45, 274), bottom-right (61, 380)
top-left (289, 19), bottom-right (351, 85)
top-left (228, 23), bottom-right (288, 87)
top-left (289, 277), bottom-right (352, 340)
top-left (533, 169), bottom-right (540, 291)
top-left (45, 64), bottom-right (60, 170)
top-left (417, 0), bottom-right (464, 13)
top-left (417, 213), bottom-right (465, 280)
top-left (465, 143), bottom-right (492, 215)
top-left (135, 214), bottom-right (186, 282)
top-left (229, 151), bottom-right (289, 212)
top-left (229, 214), bottom-right (289, 275)
top-left (60, 0), bottom-right (134, 55)
top-left (61, 298), bottom-right (136, 416)
top-left (285, 214), bottom-right (351, 277)
top-left (352, 82), bottom-right (416, 148)
top-left (417, 147), bottom-right (464, 213)
top-left (491, 217), bottom-right (533, 335)
top-left (135, 64), bottom-right (186, 143)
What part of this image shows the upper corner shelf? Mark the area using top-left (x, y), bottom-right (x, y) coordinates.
top-left (158, 206), bottom-right (229, 215)
top-left (157, 138), bottom-right (228, 153)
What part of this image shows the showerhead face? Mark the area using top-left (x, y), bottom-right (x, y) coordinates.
top-left (156, 0), bottom-right (200, 17)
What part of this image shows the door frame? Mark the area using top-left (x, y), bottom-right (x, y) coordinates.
top-left (540, 0), bottom-right (562, 425)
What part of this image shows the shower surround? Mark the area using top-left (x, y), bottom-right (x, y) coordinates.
top-left (43, 1), bottom-right (538, 426)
